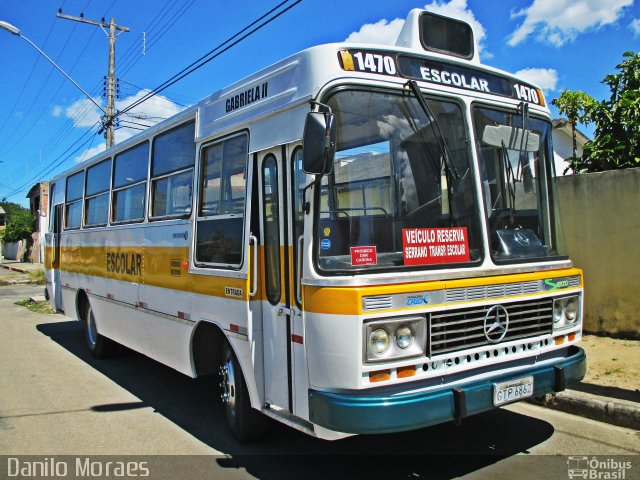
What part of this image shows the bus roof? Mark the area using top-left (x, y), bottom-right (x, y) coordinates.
top-left (50, 10), bottom-right (549, 183)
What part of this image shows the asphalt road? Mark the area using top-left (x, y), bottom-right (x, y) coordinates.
top-left (1, 284), bottom-right (639, 480)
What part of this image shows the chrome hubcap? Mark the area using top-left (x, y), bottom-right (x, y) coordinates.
top-left (87, 310), bottom-right (98, 346)
top-left (219, 359), bottom-right (236, 412)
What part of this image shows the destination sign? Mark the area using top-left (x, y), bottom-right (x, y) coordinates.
top-left (338, 49), bottom-right (545, 106)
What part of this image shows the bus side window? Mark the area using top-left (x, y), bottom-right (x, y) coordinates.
top-left (65, 170), bottom-right (85, 230)
top-left (112, 142), bottom-right (149, 223)
top-left (195, 133), bottom-right (248, 268)
top-left (84, 159), bottom-right (111, 227)
top-left (150, 121), bottom-right (196, 219)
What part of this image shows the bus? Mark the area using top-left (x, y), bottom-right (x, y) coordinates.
top-left (45, 9), bottom-right (586, 441)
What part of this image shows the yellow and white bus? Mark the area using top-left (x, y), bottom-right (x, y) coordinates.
top-left (45, 9), bottom-right (586, 441)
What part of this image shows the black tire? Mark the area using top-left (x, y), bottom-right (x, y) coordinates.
top-left (84, 301), bottom-right (118, 359)
top-left (220, 341), bottom-right (266, 442)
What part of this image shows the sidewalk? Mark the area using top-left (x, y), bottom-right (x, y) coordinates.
top-left (0, 259), bottom-right (44, 274)
top-left (2, 262), bottom-right (638, 429)
top-left (535, 334), bottom-right (640, 430)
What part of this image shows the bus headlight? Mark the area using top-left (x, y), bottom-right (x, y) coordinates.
top-left (364, 316), bottom-right (425, 363)
top-left (565, 297), bottom-right (578, 322)
top-left (370, 328), bottom-right (390, 355)
top-left (553, 301), bottom-right (564, 323)
top-left (552, 295), bottom-right (581, 330)
top-left (395, 324), bottom-right (414, 349)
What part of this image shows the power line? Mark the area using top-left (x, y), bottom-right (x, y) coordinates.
top-left (0, 124), bottom-right (100, 200)
top-left (118, 0), bottom-right (301, 117)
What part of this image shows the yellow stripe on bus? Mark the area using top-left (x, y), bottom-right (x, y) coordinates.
top-left (303, 268), bottom-right (583, 315)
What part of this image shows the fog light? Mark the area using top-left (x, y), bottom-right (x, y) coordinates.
top-left (395, 324), bottom-right (414, 349)
top-left (370, 328), bottom-right (390, 355)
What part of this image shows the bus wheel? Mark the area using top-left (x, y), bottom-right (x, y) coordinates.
top-left (219, 341), bottom-right (266, 442)
top-left (84, 301), bottom-right (117, 359)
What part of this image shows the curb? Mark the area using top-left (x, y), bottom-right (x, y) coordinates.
top-left (0, 264), bottom-right (31, 274)
top-left (531, 390), bottom-right (640, 430)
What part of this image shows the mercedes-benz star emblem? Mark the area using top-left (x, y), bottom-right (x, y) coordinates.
top-left (484, 305), bottom-right (509, 343)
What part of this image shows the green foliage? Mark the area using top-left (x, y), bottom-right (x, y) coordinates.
top-left (551, 90), bottom-right (597, 174)
top-left (554, 52), bottom-right (640, 173)
top-left (581, 52), bottom-right (640, 172)
top-left (0, 201), bottom-right (26, 222)
top-left (0, 205), bottom-right (33, 243)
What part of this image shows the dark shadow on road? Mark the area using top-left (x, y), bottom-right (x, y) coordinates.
top-left (37, 319), bottom-right (556, 479)
top-left (570, 382), bottom-right (640, 403)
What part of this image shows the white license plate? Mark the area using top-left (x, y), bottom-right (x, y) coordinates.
top-left (493, 376), bottom-right (534, 406)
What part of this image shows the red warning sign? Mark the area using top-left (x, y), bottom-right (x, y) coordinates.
top-left (351, 246), bottom-right (377, 266)
top-left (402, 227), bottom-right (470, 265)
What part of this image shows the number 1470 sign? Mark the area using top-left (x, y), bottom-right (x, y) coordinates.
top-left (351, 51), bottom-right (397, 75)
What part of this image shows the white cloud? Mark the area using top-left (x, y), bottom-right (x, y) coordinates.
top-left (343, 1), bottom-right (488, 58)
top-left (63, 97), bottom-right (104, 129)
top-left (631, 18), bottom-right (640, 37)
top-left (63, 89), bottom-right (186, 162)
top-left (114, 89), bottom-right (184, 142)
top-left (424, 0), bottom-right (489, 57)
top-left (509, 0), bottom-right (634, 47)
top-left (344, 18), bottom-right (404, 44)
top-left (74, 143), bottom-right (106, 163)
top-left (514, 68), bottom-right (559, 93)
top-left (51, 106), bottom-right (63, 117)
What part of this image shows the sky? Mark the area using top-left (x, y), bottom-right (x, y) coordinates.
top-left (1, 0), bottom-right (639, 206)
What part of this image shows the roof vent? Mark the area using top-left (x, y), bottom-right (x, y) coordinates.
top-left (396, 9), bottom-right (478, 63)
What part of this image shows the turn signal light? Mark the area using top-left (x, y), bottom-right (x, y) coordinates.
top-left (369, 370), bottom-right (391, 383)
top-left (397, 366), bottom-right (416, 378)
top-left (554, 336), bottom-right (565, 345)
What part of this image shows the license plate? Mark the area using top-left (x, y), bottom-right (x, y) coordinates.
top-left (493, 376), bottom-right (534, 406)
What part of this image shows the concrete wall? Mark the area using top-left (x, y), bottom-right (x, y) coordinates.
top-left (1, 240), bottom-right (28, 261)
top-left (555, 168), bottom-right (640, 338)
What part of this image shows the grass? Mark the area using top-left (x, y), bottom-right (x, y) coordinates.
top-left (15, 298), bottom-right (56, 314)
top-left (0, 268), bottom-right (45, 286)
top-left (28, 269), bottom-right (46, 285)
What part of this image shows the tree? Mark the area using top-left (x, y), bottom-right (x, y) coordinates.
top-left (0, 202), bottom-right (33, 243)
top-left (554, 52), bottom-right (640, 173)
top-left (582, 52), bottom-right (640, 172)
top-left (551, 90), bottom-right (595, 173)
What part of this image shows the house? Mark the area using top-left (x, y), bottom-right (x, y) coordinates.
top-left (0, 206), bottom-right (5, 227)
top-left (26, 182), bottom-right (49, 263)
top-left (551, 118), bottom-right (590, 176)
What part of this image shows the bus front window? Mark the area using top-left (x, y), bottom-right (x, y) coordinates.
top-left (473, 107), bottom-right (563, 262)
top-left (316, 89), bottom-right (481, 272)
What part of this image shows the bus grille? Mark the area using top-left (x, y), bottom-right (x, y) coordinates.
top-left (429, 298), bottom-right (553, 356)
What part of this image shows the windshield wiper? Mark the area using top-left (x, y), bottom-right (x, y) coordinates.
top-left (499, 140), bottom-right (517, 224)
top-left (405, 80), bottom-right (460, 181)
top-left (405, 80), bottom-right (460, 225)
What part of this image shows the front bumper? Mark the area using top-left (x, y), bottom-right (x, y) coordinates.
top-left (308, 346), bottom-right (586, 434)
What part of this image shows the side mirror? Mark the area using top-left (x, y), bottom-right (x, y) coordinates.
top-left (302, 111), bottom-right (336, 175)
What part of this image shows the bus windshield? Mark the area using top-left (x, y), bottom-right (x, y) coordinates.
top-left (473, 107), bottom-right (561, 262)
top-left (316, 89), bottom-right (481, 272)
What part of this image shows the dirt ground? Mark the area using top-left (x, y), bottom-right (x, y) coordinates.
top-left (580, 334), bottom-right (640, 392)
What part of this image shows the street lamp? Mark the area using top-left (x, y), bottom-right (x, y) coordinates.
top-left (0, 20), bottom-right (105, 115)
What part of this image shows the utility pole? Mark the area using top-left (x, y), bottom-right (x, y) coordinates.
top-left (56, 11), bottom-right (129, 148)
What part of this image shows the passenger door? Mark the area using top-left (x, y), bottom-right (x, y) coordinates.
top-left (258, 147), bottom-right (291, 410)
